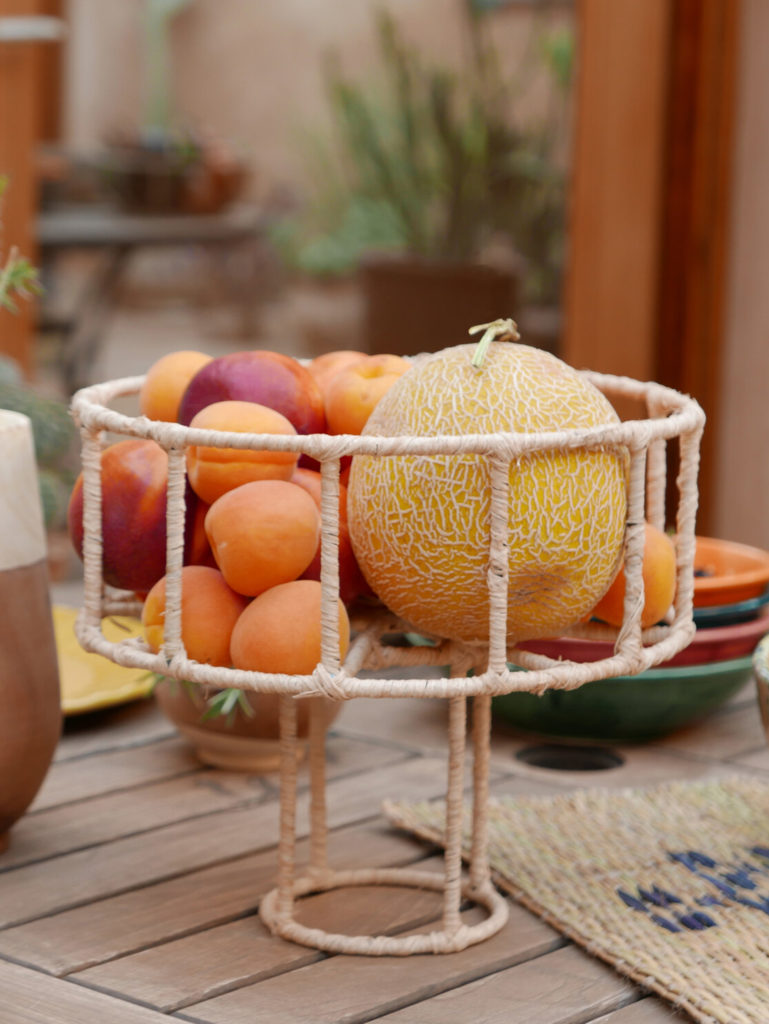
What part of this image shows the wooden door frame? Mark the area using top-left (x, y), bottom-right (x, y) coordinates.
top-left (563, 0), bottom-right (741, 535)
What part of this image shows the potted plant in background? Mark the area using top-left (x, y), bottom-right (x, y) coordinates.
top-left (273, 2), bottom-right (573, 356)
top-left (95, 0), bottom-right (246, 215)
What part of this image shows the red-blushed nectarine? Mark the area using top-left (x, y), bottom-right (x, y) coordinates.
top-left (177, 349), bottom-right (326, 436)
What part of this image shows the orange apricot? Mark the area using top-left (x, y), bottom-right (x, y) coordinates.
top-left (142, 565), bottom-right (249, 665)
top-left (324, 353), bottom-right (411, 435)
top-left (230, 579), bottom-right (350, 675)
top-left (290, 467), bottom-right (369, 604)
top-left (139, 350), bottom-right (212, 422)
top-left (204, 479), bottom-right (320, 596)
top-left (186, 400), bottom-right (298, 505)
top-left (307, 349), bottom-right (368, 395)
top-left (591, 522), bottom-right (677, 629)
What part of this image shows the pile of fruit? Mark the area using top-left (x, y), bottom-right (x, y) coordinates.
top-left (68, 346), bottom-right (410, 677)
top-left (70, 329), bottom-right (675, 684)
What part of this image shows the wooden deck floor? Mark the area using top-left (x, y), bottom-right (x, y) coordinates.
top-left (2, 653), bottom-right (768, 1023)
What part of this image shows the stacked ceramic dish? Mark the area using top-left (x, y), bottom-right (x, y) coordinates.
top-left (493, 536), bottom-right (769, 743)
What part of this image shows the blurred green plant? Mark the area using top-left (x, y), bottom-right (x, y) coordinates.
top-left (0, 177), bottom-right (77, 529)
top-left (273, 4), bottom-right (573, 305)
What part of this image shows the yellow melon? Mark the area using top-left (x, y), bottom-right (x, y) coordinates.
top-left (347, 341), bottom-right (628, 644)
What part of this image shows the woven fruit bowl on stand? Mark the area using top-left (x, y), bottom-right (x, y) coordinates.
top-left (68, 327), bottom-right (704, 957)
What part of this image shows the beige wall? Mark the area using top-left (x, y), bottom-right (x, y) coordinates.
top-left (714, 0), bottom-right (769, 549)
top-left (63, 0), bottom-right (567, 201)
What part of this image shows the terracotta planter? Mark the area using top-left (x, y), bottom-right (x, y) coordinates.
top-left (360, 255), bottom-right (519, 356)
top-left (0, 412), bottom-right (62, 852)
top-left (155, 679), bottom-right (342, 772)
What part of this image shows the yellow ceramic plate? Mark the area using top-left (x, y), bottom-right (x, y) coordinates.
top-left (54, 605), bottom-right (154, 715)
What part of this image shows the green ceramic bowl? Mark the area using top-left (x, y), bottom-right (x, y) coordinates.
top-left (492, 656), bottom-right (755, 744)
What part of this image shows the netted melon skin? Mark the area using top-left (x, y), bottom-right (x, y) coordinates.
top-left (347, 343), bottom-right (628, 644)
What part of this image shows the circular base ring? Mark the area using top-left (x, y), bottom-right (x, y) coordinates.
top-left (259, 866), bottom-right (509, 956)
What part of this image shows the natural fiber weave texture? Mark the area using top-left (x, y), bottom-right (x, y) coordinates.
top-left (386, 776), bottom-right (769, 1022)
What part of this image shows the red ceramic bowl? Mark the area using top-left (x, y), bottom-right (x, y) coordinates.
top-left (520, 607), bottom-right (769, 669)
top-left (693, 536), bottom-right (769, 608)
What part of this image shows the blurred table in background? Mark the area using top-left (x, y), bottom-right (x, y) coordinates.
top-left (36, 202), bottom-right (270, 393)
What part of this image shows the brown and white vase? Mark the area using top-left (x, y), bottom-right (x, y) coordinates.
top-left (0, 410), bottom-right (62, 851)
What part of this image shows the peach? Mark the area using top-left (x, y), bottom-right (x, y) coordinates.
top-left (324, 353), bottom-right (411, 435)
top-left (591, 522), bottom-right (677, 629)
top-left (139, 349), bottom-right (212, 422)
top-left (290, 467), bottom-right (370, 604)
top-left (307, 349), bottom-right (368, 395)
top-left (186, 400), bottom-right (298, 505)
top-left (142, 565), bottom-right (249, 665)
top-left (177, 349), bottom-right (326, 437)
top-left (68, 439), bottom-right (211, 593)
top-left (204, 479), bottom-right (320, 596)
top-left (230, 579), bottom-right (350, 675)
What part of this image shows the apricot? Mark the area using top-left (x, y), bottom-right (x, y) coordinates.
top-left (205, 479), bottom-right (321, 596)
top-left (591, 522), bottom-right (677, 629)
top-left (290, 467), bottom-right (370, 604)
top-left (177, 349), bottom-right (326, 437)
top-left (139, 350), bottom-right (212, 422)
top-left (230, 579), bottom-right (350, 675)
top-left (142, 565), bottom-right (249, 665)
top-left (186, 400), bottom-right (298, 505)
top-left (324, 353), bottom-right (411, 435)
top-left (307, 349), bottom-right (368, 395)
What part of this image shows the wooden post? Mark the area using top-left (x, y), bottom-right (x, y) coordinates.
top-left (0, 0), bottom-right (50, 376)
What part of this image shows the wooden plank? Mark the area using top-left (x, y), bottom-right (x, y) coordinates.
top-left (31, 735), bottom-right (200, 810)
top-left (182, 907), bottom-right (564, 1024)
top-left (53, 701), bottom-right (177, 761)
top-left (0, 822), bottom-right (432, 976)
top-left (0, 768), bottom-right (269, 871)
top-left (361, 946), bottom-right (636, 1024)
top-left (0, 958), bottom-right (170, 1024)
top-left (0, 754), bottom-right (476, 928)
top-left (590, 997), bottom-right (679, 1022)
top-left (4, 733), bottom-right (408, 869)
top-left (74, 865), bottom-right (449, 1012)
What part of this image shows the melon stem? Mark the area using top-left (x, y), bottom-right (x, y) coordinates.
top-left (469, 318), bottom-right (520, 369)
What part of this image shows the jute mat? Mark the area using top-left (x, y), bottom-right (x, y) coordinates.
top-left (385, 776), bottom-right (769, 1023)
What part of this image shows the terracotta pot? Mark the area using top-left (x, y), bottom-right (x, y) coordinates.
top-left (360, 254), bottom-right (519, 357)
top-left (155, 679), bottom-right (342, 772)
top-left (0, 411), bottom-right (62, 852)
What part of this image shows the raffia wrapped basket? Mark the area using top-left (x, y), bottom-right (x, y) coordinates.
top-left (70, 362), bottom-right (705, 957)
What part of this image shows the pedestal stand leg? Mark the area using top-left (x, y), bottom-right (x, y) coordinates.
top-left (470, 693), bottom-right (492, 893)
top-left (308, 697), bottom-right (330, 877)
top-left (443, 695), bottom-right (467, 935)
top-left (276, 695), bottom-right (299, 921)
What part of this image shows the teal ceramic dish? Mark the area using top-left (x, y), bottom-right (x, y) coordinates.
top-left (492, 655), bottom-right (755, 744)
